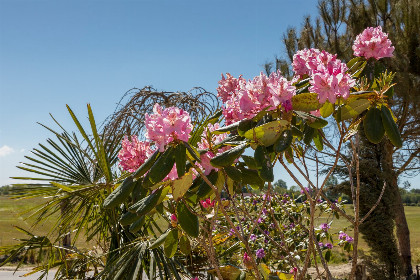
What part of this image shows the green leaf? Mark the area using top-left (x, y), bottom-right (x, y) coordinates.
top-left (210, 143), bottom-right (247, 168)
top-left (175, 143), bottom-right (187, 178)
top-left (197, 171), bottom-right (218, 199)
top-left (307, 117), bottom-right (328, 129)
top-left (239, 168), bottom-right (264, 188)
top-left (177, 202), bottom-right (199, 237)
top-left (313, 130), bottom-right (324, 151)
top-left (103, 176), bottom-right (135, 209)
top-left (364, 107), bottom-right (385, 144)
top-left (87, 104), bottom-right (112, 182)
top-left (179, 235), bottom-right (191, 255)
top-left (244, 120), bottom-right (289, 147)
top-left (224, 166), bottom-right (243, 183)
top-left (303, 125), bottom-right (315, 145)
top-left (149, 230), bottom-right (170, 249)
top-left (292, 92), bottom-right (321, 111)
top-left (148, 147), bottom-right (175, 184)
top-left (164, 229), bottom-right (179, 258)
top-left (183, 141), bottom-right (201, 162)
top-left (339, 99), bottom-right (370, 121)
top-left (172, 172), bottom-right (193, 201)
top-left (119, 211), bottom-right (140, 226)
top-left (129, 216), bottom-right (146, 233)
top-left (213, 121), bottom-right (241, 134)
top-left (254, 146), bottom-right (274, 182)
top-left (320, 101), bottom-right (334, 118)
top-left (325, 249), bottom-right (332, 262)
top-left (133, 150), bottom-right (160, 180)
top-left (274, 130), bottom-right (293, 153)
top-left (258, 263), bottom-right (270, 280)
top-left (241, 155), bottom-right (258, 169)
top-left (381, 106), bottom-right (402, 148)
top-left (129, 187), bottom-right (164, 216)
top-left (237, 119), bottom-right (254, 136)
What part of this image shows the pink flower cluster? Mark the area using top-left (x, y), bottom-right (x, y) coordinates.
top-left (197, 123), bottom-right (229, 175)
top-left (200, 198), bottom-right (215, 208)
top-left (353, 26), bottom-right (394, 60)
top-left (118, 136), bottom-right (155, 172)
top-left (292, 48), bottom-right (355, 104)
top-left (145, 104), bottom-right (193, 152)
top-left (217, 71), bottom-right (296, 125)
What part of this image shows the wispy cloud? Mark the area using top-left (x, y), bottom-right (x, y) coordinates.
top-left (0, 145), bottom-right (15, 157)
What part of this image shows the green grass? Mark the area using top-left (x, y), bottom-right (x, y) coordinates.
top-left (1, 196), bottom-right (419, 260)
top-left (316, 204), bottom-right (420, 261)
top-left (0, 196), bottom-right (89, 249)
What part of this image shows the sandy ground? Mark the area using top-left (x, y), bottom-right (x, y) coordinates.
top-left (0, 267), bottom-right (56, 280)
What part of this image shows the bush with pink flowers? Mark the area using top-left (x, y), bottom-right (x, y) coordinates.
top-left (103, 26), bottom-right (400, 279)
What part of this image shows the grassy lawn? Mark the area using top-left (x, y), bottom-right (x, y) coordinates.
top-left (0, 196), bottom-right (90, 249)
top-left (1, 195), bottom-right (419, 262)
top-left (316, 204), bottom-right (420, 262)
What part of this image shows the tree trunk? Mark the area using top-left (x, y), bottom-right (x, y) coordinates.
top-left (384, 143), bottom-right (413, 277)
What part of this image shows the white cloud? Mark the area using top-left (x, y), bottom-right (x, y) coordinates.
top-left (0, 145), bottom-right (15, 157)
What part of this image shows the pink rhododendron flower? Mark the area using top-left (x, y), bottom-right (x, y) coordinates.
top-left (145, 104), bottom-right (193, 152)
top-left (217, 73), bottom-right (246, 103)
top-left (197, 123), bottom-right (229, 175)
top-left (118, 136), bottom-right (155, 172)
top-left (292, 48), bottom-right (355, 104)
top-left (292, 48), bottom-right (321, 76)
top-left (218, 71), bottom-right (295, 124)
top-left (353, 26), bottom-right (394, 59)
top-left (267, 71), bottom-right (296, 111)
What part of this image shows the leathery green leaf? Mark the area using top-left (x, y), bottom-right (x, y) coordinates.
top-left (164, 229), bottom-right (179, 258)
top-left (244, 120), bottom-right (289, 147)
top-left (172, 171), bottom-right (193, 201)
top-left (177, 202), bottom-right (199, 237)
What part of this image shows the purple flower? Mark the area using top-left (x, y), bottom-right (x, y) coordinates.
top-left (289, 223), bottom-right (295, 229)
top-left (256, 217), bottom-right (264, 224)
top-left (249, 234), bottom-right (257, 242)
top-left (325, 243), bottom-right (333, 249)
top-left (262, 208), bottom-right (268, 215)
top-left (320, 223), bottom-right (330, 232)
top-left (253, 200), bottom-right (258, 205)
top-left (256, 248), bottom-right (265, 259)
top-left (264, 238), bottom-right (269, 244)
top-left (269, 223), bottom-right (275, 229)
top-left (339, 231), bottom-right (354, 243)
top-left (318, 242), bottom-right (324, 247)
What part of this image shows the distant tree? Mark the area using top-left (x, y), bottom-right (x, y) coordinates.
top-left (273, 179), bottom-right (288, 193)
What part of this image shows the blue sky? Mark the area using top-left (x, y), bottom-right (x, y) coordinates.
top-left (1, 1), bottom-right (417, 189)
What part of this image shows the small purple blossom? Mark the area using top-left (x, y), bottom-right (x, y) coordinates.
top-left (269, 223), bottom-right (275, 229)
top-left (256, 248), bottom-right (266, 259)
top-left (253, 200), bottom-right (258, 205)
top-left (256, 217), bottom-right (264, 224)
top-left (339, 231), bottom-right (354, 243)
top-left (325, 243), bottom-right (333, 249)
top-left (318, 242), bottom-right (324, 247)
top-left (289, 223), bottom-right (295, 229)
top-left (262, 208), bottom-right (268, 215)
top-left (320, 223), bottom-right (330, 232)
top-left (264, 238), bottom-right (269, 244)
top-left (250, 234), bottom-right (257, 242)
